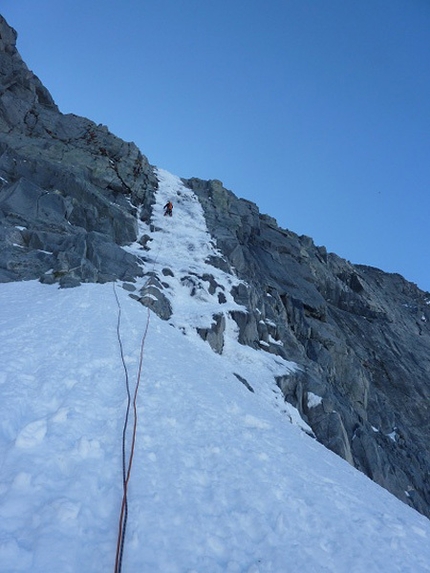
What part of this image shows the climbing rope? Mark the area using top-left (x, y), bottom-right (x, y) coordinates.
top-left (112, 213), bottom-right (166, 573)
top-left (113, 283), bottom-right (151, 573)
top-left (112, 282), bottom-right (131, 573)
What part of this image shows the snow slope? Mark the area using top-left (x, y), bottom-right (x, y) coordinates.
top-left (1, 170), bottom-right (430, 573)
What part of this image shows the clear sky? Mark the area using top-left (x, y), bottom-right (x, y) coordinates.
top-left (2, 1), bottom-right (430, 291)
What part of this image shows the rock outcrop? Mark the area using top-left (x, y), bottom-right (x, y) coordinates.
top-left (1, 14), bottom-right (429, 520)
top-left (0, 15), bottom-right (157, 286)
top-left (184, 176), bottom-right (430, 519)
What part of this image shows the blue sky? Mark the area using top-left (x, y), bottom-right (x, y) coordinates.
top-left (2, 1), bottom-right (430, 291)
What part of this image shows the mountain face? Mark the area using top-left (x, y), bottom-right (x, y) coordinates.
top-left (0, 16), bottom-right (157, 287)
top-left (1, 14), bottom-right (429, 520)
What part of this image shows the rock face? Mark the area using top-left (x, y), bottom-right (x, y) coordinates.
top-left (185, 177), bottom-right (430, 519)
top-left (0, 15), bottom-right (157, 286)
top-left (1, 14), bottom-right (430, 520)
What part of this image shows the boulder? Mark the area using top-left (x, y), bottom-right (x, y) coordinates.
top-left (197, 313), bottom-right (226, 354)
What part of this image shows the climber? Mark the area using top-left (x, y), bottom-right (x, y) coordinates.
top-left (164, 201), bottom-right (173, 217)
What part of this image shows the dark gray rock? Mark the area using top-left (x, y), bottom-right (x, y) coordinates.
top-left (185, 175), bottom-right (430, 519)
top-left (0, 15), bottom-right (157, 286)
top-left (230, 310), bottom-right (259, 349)
top-left (133, 276), bottom-right (172, 320)
top-left (234, 373), bottom-right (255, 393)
top-left (197, 313), bottom-right (226, 354)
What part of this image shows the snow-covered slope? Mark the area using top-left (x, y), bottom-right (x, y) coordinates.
top-left (1, 170), bottom-right (430, 573)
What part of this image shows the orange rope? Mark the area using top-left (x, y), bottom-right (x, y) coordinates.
top-left (114, 298), bottom-right (151, 573)
top-left (113, 211), bottom-right (166, 572)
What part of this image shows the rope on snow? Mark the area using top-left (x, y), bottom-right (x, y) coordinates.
top-left (112, 206), bottom-right (167, 573)
top-left (113, 282), bottom-right (151, 573)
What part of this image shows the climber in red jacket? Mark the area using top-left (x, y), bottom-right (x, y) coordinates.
top-left (164, 201), bottom-right (173, 217)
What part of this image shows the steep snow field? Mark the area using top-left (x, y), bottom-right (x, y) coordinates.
top-left (1, 170), bottom-right (430, 573)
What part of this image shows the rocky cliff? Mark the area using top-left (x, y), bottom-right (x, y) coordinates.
top-left (184, 177), bottom-right (430, 518)
top-left (0, 15), bottom-right (157, 287)
top-left (1, 15), bottom-right (429, 519)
